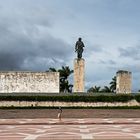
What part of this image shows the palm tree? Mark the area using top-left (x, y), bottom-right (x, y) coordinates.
top-left (87, 86), bottom-right (101, 93)
top-left (94, 86), bottom-right (101, 92)
top-left (58, 66), bottom-right (73, 93)
top-left (110, 76), bottom-right (116, 93)
top-left (101, 86), bottom-right (111, 93)
top-left (58, 66), bottom-right (73, 82)
top-left (60, 79), bottom-right (73, 93)
top-left (47, 66), bottom-right (73, 93)
top-left (48, 68), bottom-right (57, 72)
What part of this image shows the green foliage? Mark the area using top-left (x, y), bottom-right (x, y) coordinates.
top-left (47, 66), bottom-right (73, 93)
top-left (110, 76), bottom-right (116, 93)
top-left (101, 86), bottom-right (111, 93)
top-left (135, 94), bottom-right (140, 102)
top-left (0, 94), bottom-right (139, 103)
top-left (87, 86), bottom-right (101, 93)
top-left (87, 76), bottom-right (116, 93)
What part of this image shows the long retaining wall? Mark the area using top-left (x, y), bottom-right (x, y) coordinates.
top-left (0, 100), bottom-right (140, 107)
top-left (0, 71), bottom-right (59, 93)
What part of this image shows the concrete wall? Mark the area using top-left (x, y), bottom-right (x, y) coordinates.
top-left (116, 70), bottom-right (132, 94)
top-left (0, 71), bottom-right (59, 93)
top-left (0, 100), bottom-right (139, 107)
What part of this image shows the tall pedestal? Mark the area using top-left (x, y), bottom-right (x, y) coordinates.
top-left (74, 58), bottom-right (85, 93)
top-left (116, 70), bottom-right (132, 94)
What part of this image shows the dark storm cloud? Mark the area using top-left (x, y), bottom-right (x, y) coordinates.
top-left (0, 27), bottom-right (72, 70)
top-left (119, 45), bottom-right (140, 60)
top-left (0, 2), bottom-right (72, 71)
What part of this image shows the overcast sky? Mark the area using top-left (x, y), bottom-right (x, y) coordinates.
top-left (0, 0), bottom-right (140, 91)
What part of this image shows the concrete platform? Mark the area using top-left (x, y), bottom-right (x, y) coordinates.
top-left (0, 118), bottom-right (140, 139)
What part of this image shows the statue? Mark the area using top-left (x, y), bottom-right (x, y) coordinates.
top-left (75, 38), bottom-right (85, 59)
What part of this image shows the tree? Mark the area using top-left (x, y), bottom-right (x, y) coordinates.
top-left (101, 86), bottom-right (111, 93)
top-left (48, 68), bottom-right (57, 72)
top-left (87, 76), bottom-right (116, 93)
top-left (58, 66), bottom-right (73, 82)
top-left (87, 86), bottom-right (101, 93)
top-left (47, 66), bottom-right (73, 93)
top-left (110, 76), bottom-right (116, 93)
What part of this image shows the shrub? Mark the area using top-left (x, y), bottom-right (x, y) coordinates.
top-left (0, 93), bottom-right (137, 102)
top-left (134, 94), bottom-right (140, 102)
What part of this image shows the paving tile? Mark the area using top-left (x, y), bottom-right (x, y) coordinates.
top-left (0, 118), bottom-right (140, 139)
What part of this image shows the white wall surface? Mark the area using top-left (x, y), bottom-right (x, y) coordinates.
top-left (0, 72), bottom-right (59, 93)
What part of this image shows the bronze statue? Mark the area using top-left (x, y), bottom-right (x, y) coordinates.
top-left (75, 38), bottom-right (85, 59)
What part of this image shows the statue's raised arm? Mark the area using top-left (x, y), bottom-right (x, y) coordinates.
top-left (75, 38), bottom-right (85, 59)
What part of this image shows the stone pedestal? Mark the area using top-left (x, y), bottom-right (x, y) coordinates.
top-left (116, 70), bottom-right (132, 94)
top-left (74, 58), bottom-right (85, 93)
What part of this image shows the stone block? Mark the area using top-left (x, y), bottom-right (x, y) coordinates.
top-left (116, 70), bottom-right (132, 94)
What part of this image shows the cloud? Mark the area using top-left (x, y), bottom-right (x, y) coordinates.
top-left (0, 28), bottom-right (72, 71)
top-left (119, 45), bottom-right (140, 60)
top-left (99, 59), bottom-right (116, 65)
top-left (0, 2), bottom-right (73, 71)
top-left (0, 0), bottom-right (140, 92)
top-left (84, 43), bottom-right (104, 59)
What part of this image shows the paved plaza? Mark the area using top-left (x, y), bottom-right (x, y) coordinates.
top-left (0, 118), bottom-right (140, 139)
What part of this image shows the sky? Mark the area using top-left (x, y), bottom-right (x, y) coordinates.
top-left (0, 0), bottom-right (140, 91)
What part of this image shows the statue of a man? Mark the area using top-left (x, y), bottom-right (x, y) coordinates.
top-left (75, 38), bottom-right (85, 59)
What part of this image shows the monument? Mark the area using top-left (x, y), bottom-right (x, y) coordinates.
top-left (0, 71), bottom-right (59, 93)
top-left (116, 70), bottom-right (132, 94)
top-left (74, 38), bottom-right (85, 92)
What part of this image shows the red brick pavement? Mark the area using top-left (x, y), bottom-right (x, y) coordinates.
top-left (0, 118), bottom-right (140, 139)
